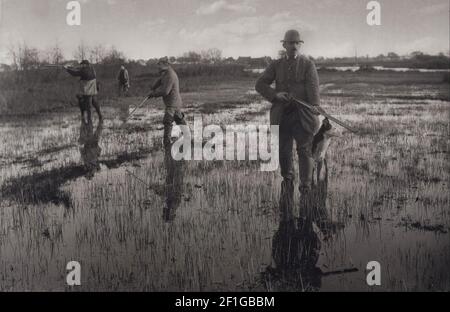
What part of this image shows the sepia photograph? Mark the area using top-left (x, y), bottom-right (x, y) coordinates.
top-left (0, 0), bottom-right (449, 297)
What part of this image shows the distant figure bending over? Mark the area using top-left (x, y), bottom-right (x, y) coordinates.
top-left (147, 57), bottom-right (187, 152)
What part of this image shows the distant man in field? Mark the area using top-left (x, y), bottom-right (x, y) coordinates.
top-left (117, 64), bottom-right (130, 97)
top-left (65, 60), bottom-right (103, 122)
top-left (255, 30), bottom-right (322, 220)
top-left (147, 57), bottom-right (187, 152)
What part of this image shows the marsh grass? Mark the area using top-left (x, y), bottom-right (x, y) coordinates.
top-left (0, 71), bottom-right (449, 291)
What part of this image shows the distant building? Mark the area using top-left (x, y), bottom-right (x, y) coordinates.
top-left (237, 56), bottom-right (252, 65)
top-left (223, 57), bottom-right (235, 64)
top-left (236, 56), bottom-right (271, 67)
top-left (249, 56), bottom-right (271, 67)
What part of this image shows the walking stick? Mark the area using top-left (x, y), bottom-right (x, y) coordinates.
top-left (290, 97), bottom-right (359, 134)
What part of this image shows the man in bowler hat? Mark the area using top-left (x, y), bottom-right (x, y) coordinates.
top-left (255, 30), bottom-right (322, 221)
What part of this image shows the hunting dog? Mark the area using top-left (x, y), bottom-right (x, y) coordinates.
top-left (308, 118), bottom-right (340, 224)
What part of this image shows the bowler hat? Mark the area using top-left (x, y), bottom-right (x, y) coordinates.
top-left (281, 30), bottom-right (304, 43)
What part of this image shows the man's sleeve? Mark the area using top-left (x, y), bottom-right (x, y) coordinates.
top-left (151, 77), bottom-right (162, 91)
top-left (255, 61), bottom-right (277, 102)
top-left (66, 67), bottom-right (81, 77)
top-left (124, 70), bottom-right (129, 82)
top-left (152, 72), bottom-right (173, 97)
top-left (305, 61), bottom-right (320, 107)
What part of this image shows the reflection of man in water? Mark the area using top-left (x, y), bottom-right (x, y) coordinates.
top-left (163, 155), bottom-right (185, 222)
top-left (264, 217), bottom-right (322, 291)
top-left (145, 57), bottom-right (187, 221)
top-left (79, 118), bottom-right (103, 180)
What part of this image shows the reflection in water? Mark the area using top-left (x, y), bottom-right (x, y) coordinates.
top-left (264, 217), bottom-right (322, 291)
top-left (79, 118), bottom-right (103, 180)
top-left (263, 150), bottom-right (332, 291)
top-left (163, 146), bottom-right (185, 222)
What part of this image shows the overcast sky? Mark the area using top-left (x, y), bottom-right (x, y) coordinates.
top-left (0, 0), bottom-right (448, 63)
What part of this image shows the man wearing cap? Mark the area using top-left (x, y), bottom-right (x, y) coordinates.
top-left (255, 30), bottom-right (321, 220)
top-left (65, 60), bottom-right (103, 122)
top-left (117, 64), bottom-right (130, 97)
top-left (147, 57), bottom-right (187, 151)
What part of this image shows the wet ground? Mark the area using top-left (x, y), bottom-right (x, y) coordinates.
top-left (0, 79), bottom-right (449, 291)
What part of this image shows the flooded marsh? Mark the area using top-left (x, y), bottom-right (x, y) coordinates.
top-left (0, 74), bottom-right (449, 291)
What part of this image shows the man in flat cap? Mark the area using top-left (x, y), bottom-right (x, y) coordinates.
top-left (255, 30), bottom-right (322, 221)
top-left (65, 60), bottom-right (103, 123)
top-left (147, 57), bottom-right (187, 152)
top-left (117, 64), bottom-right (130, 97)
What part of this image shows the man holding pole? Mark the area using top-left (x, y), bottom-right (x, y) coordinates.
top-left (255, 30), bottom-right (322, 221)
top-left (147, 57), bottom-right (187, 152)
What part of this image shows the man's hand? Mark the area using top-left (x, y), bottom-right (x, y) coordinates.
top-left (274, 92), bottom-right (290, 104)
top-left (310, 105), bottom-right (322, 116)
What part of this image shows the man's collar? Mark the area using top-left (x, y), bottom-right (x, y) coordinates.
top-left (285, 54), bottom-right (298, 60)
top-left (159, 68), bottom-right (169, 74)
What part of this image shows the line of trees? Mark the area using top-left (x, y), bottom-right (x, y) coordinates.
top-left (174, 48), bottom-right (223, 64)
top-left (314, 51), bottom-right (450, 69)
top-left (2, 43), bottom-right (229, 72)
top-left (4, 42), bottom-right (127, 72)
top-left (3, 41), bottom-right (449, 73)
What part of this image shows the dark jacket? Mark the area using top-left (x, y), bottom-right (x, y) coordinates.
top-left (117, 68), bottom-right (129, 84)
top-left (66, 65), bottom-right (98, 95)
top-left (67, 65), bottom-right (96, 81)
top-left (255, 54), bottom-right (321, 134)
top-left (151, 67), bottom-right (182, 115)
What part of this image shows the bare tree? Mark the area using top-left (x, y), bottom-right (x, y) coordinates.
top-left (201, 48), bottom-right (222, 64)
top-left (7, 43), bottom-right (40, 71)
top-left (74, 41), bottom-right (88, 61)
top-left (49, 41), bottom-right (64, 65)
top-left (387, 52), bottom-right (399, 60)
top-left (101, 46), bottom-right (126, 64)
top-left (179, 51), bottom-right (201, 64)
top-left (89, 44), bottom-right (106, 64)
top-left (21, 46), bottom-right (40, 70)
top-left (7, 43), bottom-right (19, 71)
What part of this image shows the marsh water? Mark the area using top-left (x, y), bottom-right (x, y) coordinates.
top-left (0, 80), bottom-right (449, 291)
